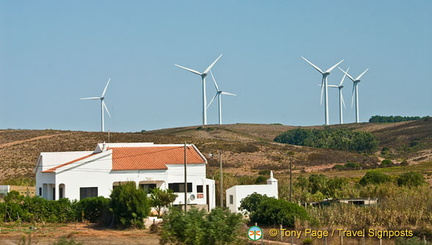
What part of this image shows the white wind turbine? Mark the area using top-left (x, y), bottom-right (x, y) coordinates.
top-left (302, 57), bottom-right (344, 125)
top-left (338, 67), bottom-right (369, 123)
top-left (80, 78), bottom-right (111, 132)
top-left (207, 70), bottom-right (236, 125)
top-left (328, 67), bottom-right (349, 124)
top-left (175, 54), bottom-right (223, 126)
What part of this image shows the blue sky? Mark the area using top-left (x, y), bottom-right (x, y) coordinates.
top-left (0, 1), bottom-right (431, 132)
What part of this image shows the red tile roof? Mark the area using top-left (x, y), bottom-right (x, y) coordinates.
top-left (42, 145), bottom-right (206, 173)
top-left (42, 153), bottom-right (96, 173)
top-left (110, 145), bottom-right (206, 171)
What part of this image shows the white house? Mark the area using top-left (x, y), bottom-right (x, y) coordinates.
top-left (35, 143), bottom-right (215, 210)
top-left (225, 171), bottom-right (278, 213)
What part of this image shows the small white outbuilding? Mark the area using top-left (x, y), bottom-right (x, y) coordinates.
top-left (225, 171), bottom-right (278, 213)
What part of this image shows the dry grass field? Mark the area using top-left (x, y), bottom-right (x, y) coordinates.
top-left (0, 222), bottom-right (160, 245)
top-left (1, 119), bottom-right (432, 184)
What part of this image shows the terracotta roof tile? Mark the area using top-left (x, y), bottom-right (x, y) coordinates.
top-left (42, 153), bottom-right (96, 173)
top-left (110, 145), bottom-right (205, 171)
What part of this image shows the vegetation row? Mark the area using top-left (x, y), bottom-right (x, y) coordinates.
top-left (274, 128), bottom-right (379, 153)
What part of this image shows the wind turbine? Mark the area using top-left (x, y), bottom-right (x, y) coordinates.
top-left (338, 67), bottom-right (369, 123)
top-left (328, 67), bottom-right (349, 124)
top-left (80, 78), bottom-right (111, 132)
top-left (175, 54), bottom-right (223, 126)
top-left (302, 57), bottom-right (344, 125)
top-left (207, 70), bottom-right (236, 125)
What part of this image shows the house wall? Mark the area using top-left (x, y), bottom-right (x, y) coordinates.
top-left (36, 150), bottom-right (216, 209)
top-left (226, 184), bottom-right (278, 213)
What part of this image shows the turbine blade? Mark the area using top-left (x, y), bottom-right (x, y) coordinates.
top-left (207, 93), bottom-right (218, 109)
top-left (174, 64), bottom-right (202, 76)
top-left (341, 90), bottom-right (346, 109)
top-left (80, 97), bottom-right (101, 100)
top-left (221, 91), bottom-right (236, 96)
top-left (210, 70), bottom-right (219, 91)
top-left (355, 68), bottom-right (369, 81)
top-left (325, 59), bottom-right (344, 73)
top-left (101, 78), bottom-right (111, 97)
top-left (203, 54), bottom-right (223, 75)
top-left (339, 67), bottom-right (349, 86)
top-left (102, 101), bottom-right (111, 117)
top-left (327, 85), bottom-right (338, 88)
top-left (351, 85), bottom-right (355, 108)
top-left (338, 67), bottom-right (355, 82)
top-left (301, 56), bottom-right (323, 74)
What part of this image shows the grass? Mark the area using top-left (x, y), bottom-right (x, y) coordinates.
top-left (1, 120), bottom-right (431, 184)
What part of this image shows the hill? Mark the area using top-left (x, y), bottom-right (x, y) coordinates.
top-left (1, 118), bottom-right (432, 184)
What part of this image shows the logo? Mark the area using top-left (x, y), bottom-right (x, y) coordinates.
top-left (248, 226), bottom-right (263, 241)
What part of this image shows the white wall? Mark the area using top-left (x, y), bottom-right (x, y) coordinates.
top-left (226, 184), bottom-right (278, 213)
top-left (36, 151), bottom-right (216, 209)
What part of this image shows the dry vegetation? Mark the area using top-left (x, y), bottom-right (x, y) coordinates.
top-left (0, 119), bottom-right (432, 184)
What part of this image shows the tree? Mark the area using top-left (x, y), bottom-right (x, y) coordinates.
top-left (240, 193), bottom-right (308, 227)
top-left (397, 171), bottom-right (427, 187)
top-left (109, 182), bottom-right (150, 229)
top-left (359, 170), bottom-right (392, 186)
top-left (149, 188), bottom-right (177, 217)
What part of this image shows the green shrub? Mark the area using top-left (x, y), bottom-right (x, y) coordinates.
top-left (274, 128), bottom-right (378, 153)
top-left (380, 159), bottom-right (394, 168)
top-left (255, 176), bottom-right (267, 184)
top-left (344, 162), bottom-right (362, 170)
top-left (109, 182), bottom-right (150, 229)
top-left (240, 193), bottom-right (308, 227)
top-left (359, 170), bottom-right (392, 186)
top-left (397, 171), bottom-right (427, 187)
top-left (160, 207), bottom-right (244, 245)
top-left (76, 196), bottom-right (110, 223)
top-left (149, 188), bottom-right (177, 218)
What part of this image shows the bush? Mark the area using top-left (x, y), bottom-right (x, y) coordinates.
top-left (160, 207), bottom-right (244, 245)
top-left (397, 171), bottom-right (427, 187)
top-left (274, 128), bottom-right (378, 153)
top-left (149, 188), bottom-right (177, 217)
top-left (109, 182), bottom-right (150, 229)
top-left (76, 196), bottom-right (110, 223)
top-left (240, 193), bottom-right (308, 227)
top-left (359, 170), bottom-right (392, 186)
top-left (380, 159), bottom-right (394, 168)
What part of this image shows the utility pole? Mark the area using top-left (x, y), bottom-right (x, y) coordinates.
top-left (184, 142), bottom-right (187, 211)
top-left (219, 150), bottom-right (223, 207)
top-left (287, 151), bottom-right (294, 202)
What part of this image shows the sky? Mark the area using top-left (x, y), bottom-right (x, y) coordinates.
top-left (0, 1), bottom-right (431, 132)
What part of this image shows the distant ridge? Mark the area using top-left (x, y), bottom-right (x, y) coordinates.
top-left (1, 119), bottom-right (431, 183)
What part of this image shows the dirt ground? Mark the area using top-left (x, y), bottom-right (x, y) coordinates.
top-left (0, 222), bottom-right (160, 245)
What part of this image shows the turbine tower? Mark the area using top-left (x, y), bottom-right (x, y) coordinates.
top-left (302, 57), bottom-right (344, 125)
top-left (328, 68), bottom-right (349, 124)
top-left (175, 54), bottom-right (223, 126)
top-left (80, 78), bottom-right (111, 132)
top-left (207, 70), bottom-right (236, 125)
top-left (339, 67), bottom-right (369, 123)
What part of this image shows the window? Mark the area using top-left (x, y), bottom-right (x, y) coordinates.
top-left (80, 187), bottom-right (98, 200)
top-left (168, 183), bottom-right (192, 193)
top-left (39, 187), bottom-right (42, 196)
top-left (229, 195), bottom-right (234, 205)
top-left (197, 185), bottom-right (203, 193)
top-left (140, 184), bottom-right (157, 193)
top-left (59, 187), bottom-right (64, 199)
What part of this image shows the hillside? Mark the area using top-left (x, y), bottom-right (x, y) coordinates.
top-left (1, 119), bottom-right (432, 184)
